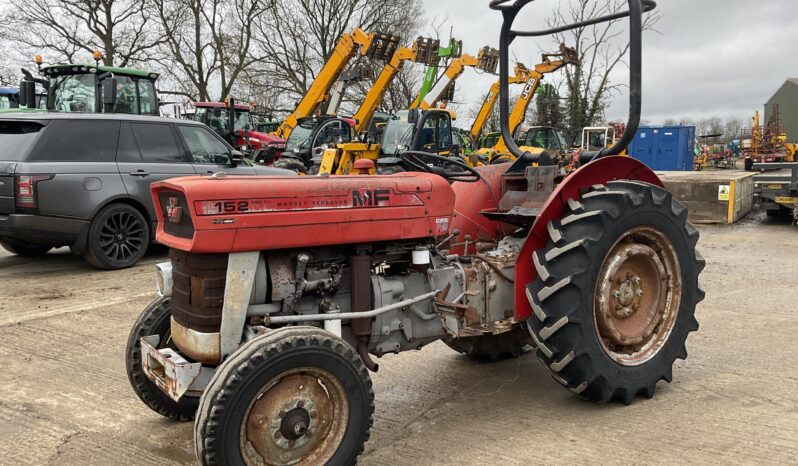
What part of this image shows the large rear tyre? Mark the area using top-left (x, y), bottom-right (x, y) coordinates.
top-left (445, 326), bottom-right (531, 361)
top-left (195, 327), bottom-right (374, 466)
top-left (84, 203), bottom-right (148, 270)
top-left (274, 156), bottom-right (308, 174)
top-left (526, 181), bottom-right (704, 404)
top-left (0, 240), bottom-right (52, 256)
top-left (125, 296), bottom-right (199, 421)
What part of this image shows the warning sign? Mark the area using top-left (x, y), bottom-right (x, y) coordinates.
top-left (718, 185), bottom-right (730, 201)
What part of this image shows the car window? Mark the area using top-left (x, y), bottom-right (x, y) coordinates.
top-left (117, 123), bottom-right (142, 162)
top-left (29, 120), bottom-right (119, 162)
top-left (178, 125), bottom-right (230, 164)
top-left (130, 123), bottom-right (183, 162)
top-left (0, 121), bottom-right (46, 161)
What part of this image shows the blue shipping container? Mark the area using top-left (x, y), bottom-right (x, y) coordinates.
top-left (628, 125), bottom-right (696, 171)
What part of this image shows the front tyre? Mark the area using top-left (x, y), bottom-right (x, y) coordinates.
top-left (527, 181), bottom-right (704, 404)
top-left (84, 203), bottom-right (148, 270)
top-left (125, 296), bottom-right (199, 421)
top-left (195, 327), bottom-right (374, 466)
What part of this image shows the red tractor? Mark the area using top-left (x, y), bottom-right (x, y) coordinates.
top-left (192, 100), bottom-right (286, 163)
top-left (126, 1), bottom-right (703, 464)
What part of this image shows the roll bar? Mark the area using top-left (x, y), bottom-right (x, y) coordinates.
top-left (489, 0), bottom-right (657, 165)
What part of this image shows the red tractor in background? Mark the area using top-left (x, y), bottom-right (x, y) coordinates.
top-left (126, 1), bottom-right (703, 464)
top-left (192, 100), bottom-right (286, 164)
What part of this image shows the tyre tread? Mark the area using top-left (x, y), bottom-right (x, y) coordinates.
top-left (527, 181), bottom-right (703, 404)
top-left (195, 327), bottom-right (374, 465)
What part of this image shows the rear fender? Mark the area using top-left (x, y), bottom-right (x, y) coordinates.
top-left (514, 156), bottom-right (663, 320)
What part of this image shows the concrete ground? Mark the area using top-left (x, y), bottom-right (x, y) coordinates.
top-left (0, 210), bottom-right (796, 465)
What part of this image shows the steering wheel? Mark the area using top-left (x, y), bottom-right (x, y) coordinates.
top-left (401, 151), bottom-right (482, 183)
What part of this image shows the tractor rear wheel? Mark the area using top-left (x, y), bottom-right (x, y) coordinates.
top-left (445, 326), bottom-right (531, 361)
top-left (195, 327), bottom-right (374, 466)
top-left (125, 296), bottom-right (199, 421)
top-left (526, 181), bottom-right (704, 404)
top-left (274, 156), bottom-right (308, 174)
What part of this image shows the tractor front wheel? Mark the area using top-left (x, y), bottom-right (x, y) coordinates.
top-left (526, 181), bottom-right (704, 404)
top-left (194, 327), bottom-right (374, 466)
top-left (125, 296), bottom-right (199, 421)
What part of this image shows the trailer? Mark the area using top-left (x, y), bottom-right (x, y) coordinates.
top-left (754, 162), bottom-right (798, 220)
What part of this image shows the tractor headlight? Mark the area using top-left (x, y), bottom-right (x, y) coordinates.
top-left (155, 262), bottom-right (173, 297)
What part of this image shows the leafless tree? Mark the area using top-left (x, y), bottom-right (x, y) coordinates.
top-left (0, 42), bottom-right (18, 85)
top-left (546, 0), bottom-right (661, 142)
top-left (663, 118), bottom-right (678, 125)
top-left (724, 117), bottom-right (743, 142)
top-left (465, 87), bottom-right (522, 138)
top-left (1, 0), bottom-right (162, 67)
top-left (242, 0), bottom-right (423, 115)
top-left (149, 0), bottom-right (271, 101)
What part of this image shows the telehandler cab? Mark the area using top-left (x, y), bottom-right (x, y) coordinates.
top-left (126, 2), bottom-right (702, 465)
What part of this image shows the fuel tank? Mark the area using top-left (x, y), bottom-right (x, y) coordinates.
top-left (151, 173), bottom-right (456, 253)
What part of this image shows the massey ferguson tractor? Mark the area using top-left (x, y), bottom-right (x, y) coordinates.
top-left (125, 1), bottom-right (704, 464)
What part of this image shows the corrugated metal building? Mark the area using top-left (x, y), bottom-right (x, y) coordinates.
top-left (764, 78), bottom-right (798, 140)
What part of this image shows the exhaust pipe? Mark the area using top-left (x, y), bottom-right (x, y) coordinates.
top-left (350, 246), bottom-right (379, 372)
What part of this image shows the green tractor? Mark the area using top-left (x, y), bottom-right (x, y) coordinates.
top-left (13, 55), bottom-right (159, 115)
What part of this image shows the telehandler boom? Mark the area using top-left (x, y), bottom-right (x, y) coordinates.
top-left (410, 37), bottom-right (463, 108)
top-left (351, 36), bottom-right (441, 134)
top-left (469, 62), bottom-right (531, 144)
top-left (275, 36), bottom-right (441, 173)
top-left (489, 43), bottom-right (578, 158)
top-left (411, 46), bottom-right (500, 109)
top-left (272, 29), bottom-right (400, 140)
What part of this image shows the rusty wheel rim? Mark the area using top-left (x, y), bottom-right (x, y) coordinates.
top-left (240, 367), bottom-right (349, 465)
top-left (594, 226), bottom-right (681, 366)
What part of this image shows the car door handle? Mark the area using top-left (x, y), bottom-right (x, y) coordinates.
top-left (129, 170), bottom-right (150, 177)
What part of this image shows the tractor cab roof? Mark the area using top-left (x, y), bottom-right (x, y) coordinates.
top-left (41, 64), bottom-right (158, 79)
top-left (195, 101), bottom-right (251, 111)
top-left (425, 108), bottom-right (458, 120)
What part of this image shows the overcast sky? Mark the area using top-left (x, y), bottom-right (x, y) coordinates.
top-left (417, 0), bottom-right (798, 126)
